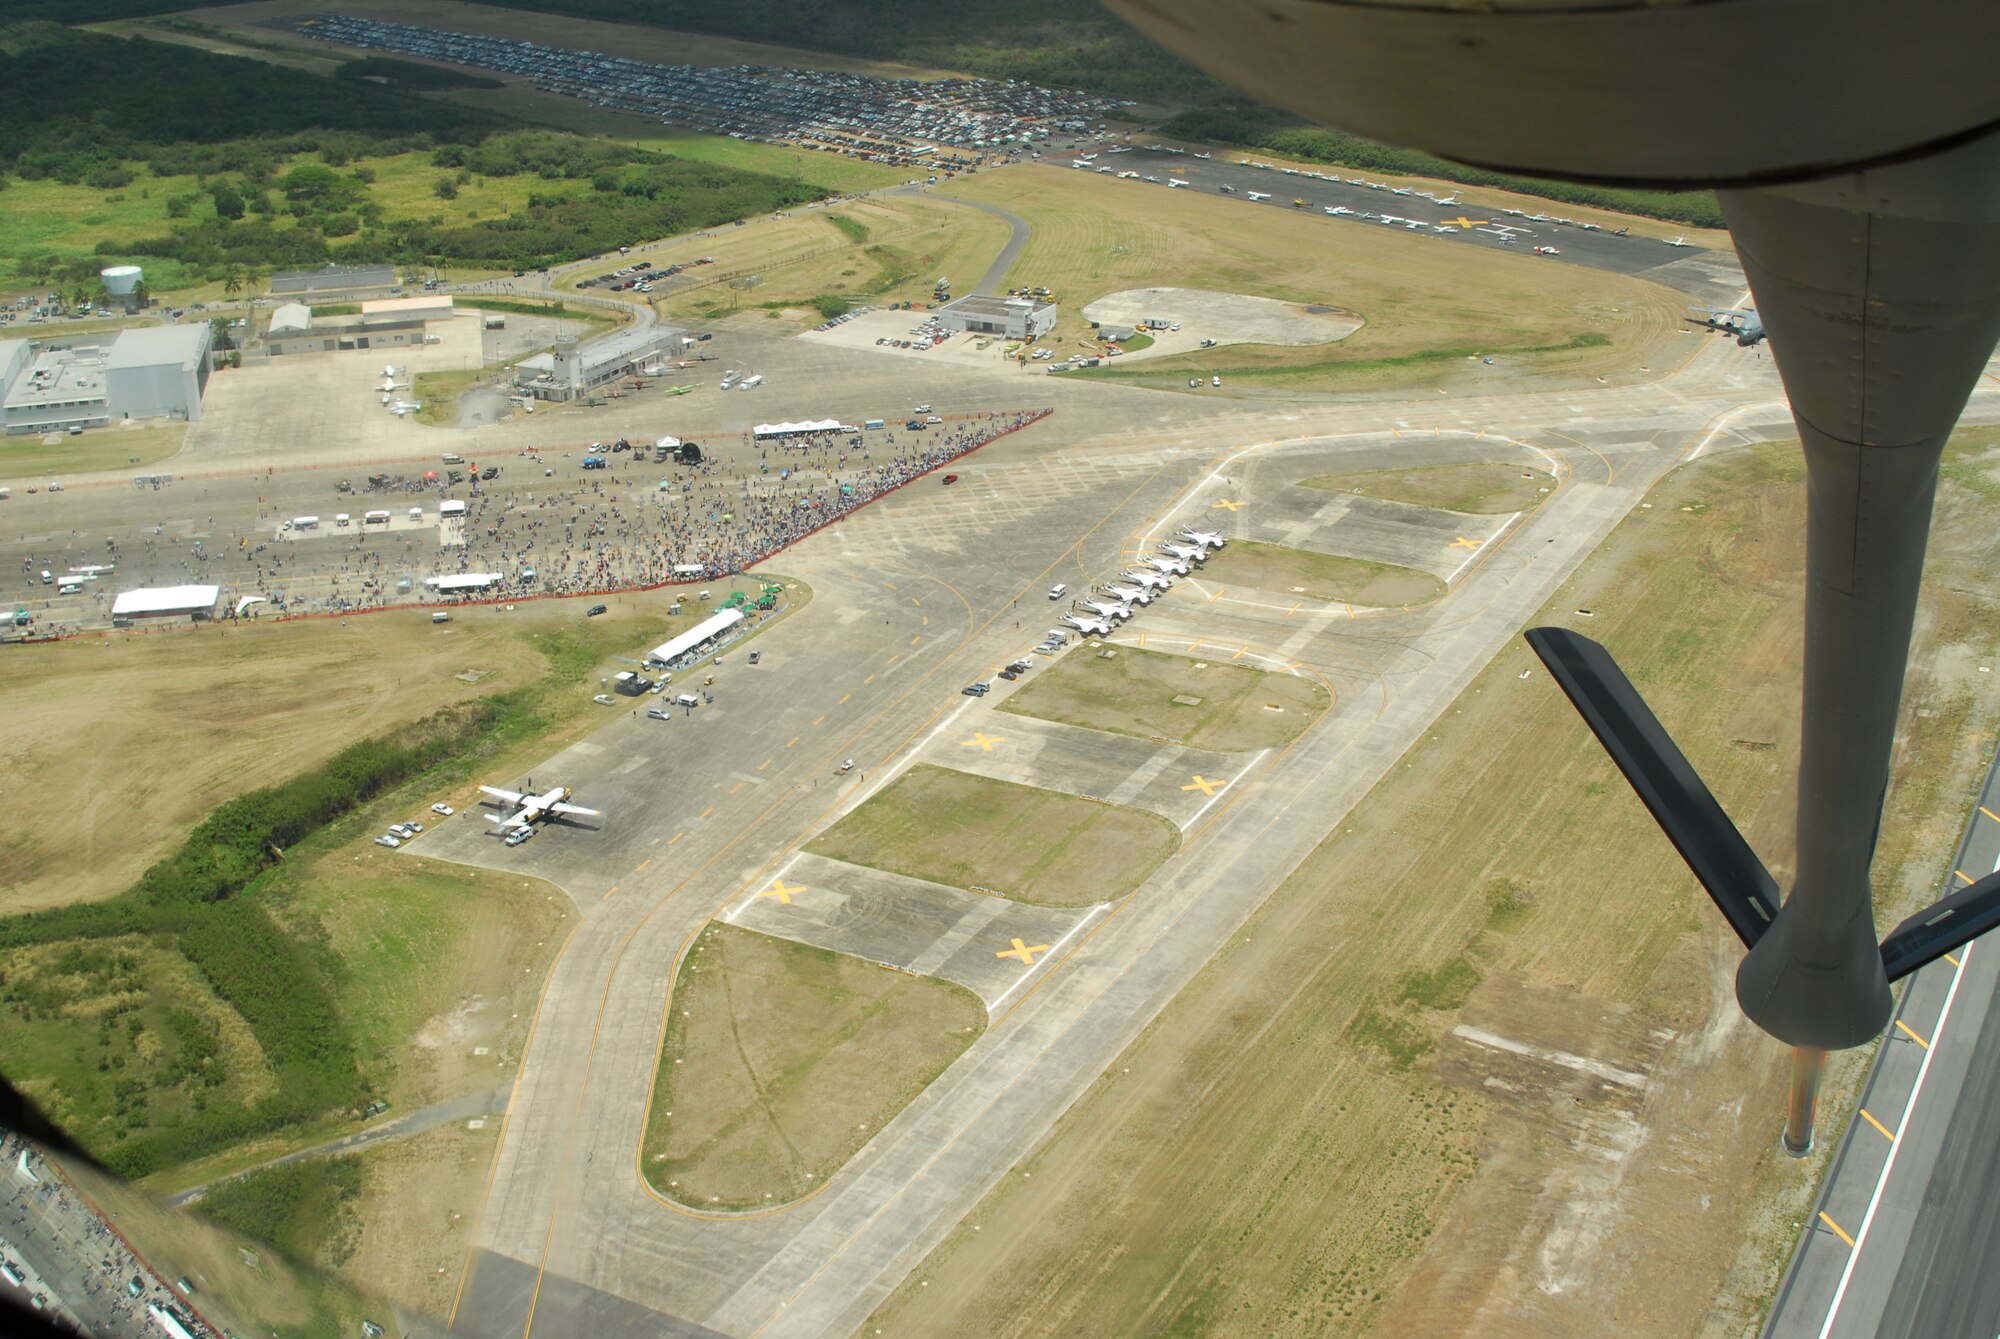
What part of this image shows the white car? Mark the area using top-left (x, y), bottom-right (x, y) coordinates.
top-left (374, 835), bottom-right (402, 849)
top-left (1212, 375), bottom-right (1222, 387)
top-left (504, 826), bottom-right (535, 847)
top-left (913, 404), bottom-right (932, 413)
top-left (403, 821), bottom-right (424, 834)
top-left (592, 694), bottom-right (617, 705)
top-left (387, 824), bottom-right (414, 839)
top-left (431, 804), bottom-right (454, 816)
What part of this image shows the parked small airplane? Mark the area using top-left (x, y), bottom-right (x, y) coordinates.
top-left (1081, 597), bottom-right (1134, 622)
top-left (1687, 307), bottom-right (1767, 346)
top-left (1246, 190), bottom-right (1272, 201)
top-left (1326, 206), bottom-right (1354, 216)
top-left (664, 384), bottom-right (693, 396)
top-left (380, 364), bottom-right (406, 380)
top-left (1102, 582), bottom-right (1153, 605)
top-left (1168, 179), bottom-right (1190, 188)
top-left (1160, 541), bottom-right (1208, 565)
top-left (1178, 528), bottom-right (1228, 549)
top-left (1062, 613), bottom-right (1115, 638)
top-left (1124, 569), bottom-right (1174, 591)
top-left (1666, 235), bottom-right (1692, 247)
top-left (386, 399), bottom-right (423, 415)
top-left (1147, 554), bottom-right (1192, 577)
top-left (480, 784), bottom-right (602, 831)
top-left (1435, 192), bottom-right (1460, 206)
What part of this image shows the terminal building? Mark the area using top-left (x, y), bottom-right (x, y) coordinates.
top-left (0, 325), bottom-right (214, 435)
top-left (513, 327), bottom-right (682, 402)
top-left (265, 295), bottom-right (454, 355)
top-left (934, 294), bottom-right (1058, 341)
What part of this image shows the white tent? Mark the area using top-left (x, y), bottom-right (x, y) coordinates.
top-left (751, 419), bottom-right (844, 439)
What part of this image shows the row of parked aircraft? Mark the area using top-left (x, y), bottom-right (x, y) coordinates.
top-left (1058, 528), bottom-right (1228, 637)
top-left (375, 364), bottom-right (422, 416)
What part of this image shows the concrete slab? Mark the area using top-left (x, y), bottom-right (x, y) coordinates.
top-left (722, 851), bottom-right (1104, 1010)
top-left (1080, 286), bottom-right (1361, 361)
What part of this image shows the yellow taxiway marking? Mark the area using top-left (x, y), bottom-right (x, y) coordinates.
top-left (786, 736), bottom-right (799, 749)
top-left (634, 858), bottom-right (651, 874)
top-left (813, 713), bottom-right (826, 726)
top-left (1211, 498), bottom-right (1244, 511)
top-left (996, 938), bottom-right (1050, 965)
top-left (839, 693), bottom-right (852, 704)
top-left (699, 806), bottom-right (715, 820)
top-left (1181, 774), bottom-right (1225, 797)
top-left (667, 832), bottom-right (684, 846)
top-left (1288, 602), bottom-right (1301, 616)
top-left (962, 731), bottom-right (1005, 752)
top-left (1451, 535), bottom-right (1482, 550)
top-left (1954, 869), bottom-right (1975, 885)
top-left (1232, 646), bottom-right (1248, 660)
top-left (865, 674), bottom-right (876, 684)
top-left (884, 582), bottom-right (898, 591)
top-left (910, 596), bottom-right (922, 607)
top-left (1818, 1211), bottom-right (1856, 1248)
top-left (1945, 952), bottom-right (1962, 968)
top-left (1981, 805), bottom-right (2000, 824)
top-left (1444, 215), bottom-right (1490, 229)
top-left (888, 654), bottom-right (900, 665)
top-left (1391, 427), bottom-right (1403, 438)
top-left (1860, 1108), bottom-right (1897, 1142)
top-left (910, 634), bottom-right (921, 645)
top-left (1137, 632), bottom-right (1146, 647)
top-left (760, 879), bottom-right (804, 905)
top-left (601, 885), bottom-right (618, 901)
top-left (758, 758), bottom-right (772, 771)
top-left (922, 615), bottom-right (929, 627)
top-left (1896, 1019), bottom-right (1931, 1049)
top-left (1188, 638), bottom-right (1206, 651)
top-left (729, 781), bottom-right (744, 795)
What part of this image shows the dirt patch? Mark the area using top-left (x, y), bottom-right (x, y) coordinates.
top-left (807, 764), bottom-right (1179, 905)
top-left (1080, 287), bottom-right (1361, 362)
top-left (1201, 537), bottom-right (1446, 607)
top-left (339, 1121), bottom-right (499, 1322)
top-left (998, 643), bottom-right (1329, 752)
top-left (641, 924), bottom-right (984, 1209)
top-left (863, 440), bottom-right (2000, 1339)
top-left (1301, 462), bottom-right (1556, 515)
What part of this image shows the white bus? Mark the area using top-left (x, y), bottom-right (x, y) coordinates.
top-left (364, 510), bottom-right (391, 526)
top-left (439, 500), bottom-right (468, 518)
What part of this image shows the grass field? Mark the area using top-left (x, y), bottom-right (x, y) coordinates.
top-left (999, 644), bottom-right (1329, 752)
top-left (1200, 539), bottom-right (1446, 607)
top-left (640, 924), bottom-right (984, 1209)
top-left (645, 195), bottom-right (1009, 327)
top-left (944, 165), bottom-right (1690, 389)
top-left (866, 439), bottom-right (2000, 1338)
top-left (808, 765), bottom-right (1179, 906)
top-left (1299, 462), bottom-right (1555, 515)
top-left (0, 423), bottom-right (189, 480)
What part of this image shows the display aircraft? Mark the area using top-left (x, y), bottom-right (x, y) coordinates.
top-left (1062, 613), bottom-right (1115, 638)
top-left (1246, 190), bottom-right (1272, 201)
top-left (386, 400), bottom-right (423, 415)
top-left (1178, 528), bottom-right (1228, 549)
top-left (1168, 179), bottom-right (1190, 188)
top-left (1146, 554), bottom-right (1191, 576)
top-left (480, 784), bottom-right (602, 831)
top-left (380, 364), bottom-right (405, 379)
top-left (1102, 582), bottom-right (1153, 605)
top-left (1161, 541), bottom-right (1208, 565)
top-left (664, 384), bottom-right (693, 396)
top-left (1687, 307), bottom-right (1767, 346)
top-left (1124, 569), bottom-right (1174, 591)
top-left (1326, 206), bottom-right (1353, 216)
top-left (1081, 597), bottom-right (1134, 622)
top-left (1435, 192), bottom-right (1460, 206)
top-left (1666, 235), bottom-right (1692, 246)
top-left (378, 377), bottom-right (410, 392)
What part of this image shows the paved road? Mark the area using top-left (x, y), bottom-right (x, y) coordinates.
top-left (929, 194), bottom-right (1031, 296)
top-left (162, 1087), bottom-right (511, 1209)
top-left (1764, 743), bottom-right (2000, 1339)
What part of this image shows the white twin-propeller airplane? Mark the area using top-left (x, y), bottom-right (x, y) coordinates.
top-left (480, 784), bottom-right (602, 831)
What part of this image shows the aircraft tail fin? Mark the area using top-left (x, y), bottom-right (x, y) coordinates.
top-left (1524, 628), bottom-right (1781, 947)
top-left (1879, 874), bottom-right (2000, 982)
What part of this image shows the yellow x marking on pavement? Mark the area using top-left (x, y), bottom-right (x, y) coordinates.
top-left (1451, 535), bottom-right (1482, 550)
top-left (759, 880), bottom-right (804, 905)
top-left (1181, 774), bottom-right (1224, 797)
top-left (1444, 216), bottom-right (1491, 229)
top-left (1211, 498), bottom-right (1244, 511)
top-left (962, 731), bottom-right (1005, 752)
top-left (996, 938), bottom-right (1050, 965)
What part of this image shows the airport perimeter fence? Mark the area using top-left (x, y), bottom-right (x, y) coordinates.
top-left (7, 408), bottom-right (1054, 646)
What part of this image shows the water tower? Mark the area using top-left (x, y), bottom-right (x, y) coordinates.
top-left (100, 265), bottom-right (144, 311)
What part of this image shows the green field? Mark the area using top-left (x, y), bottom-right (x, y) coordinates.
top-left (641, 924), bottom-right (984, 1209)
top-left (1299, 462), bottom-right (1556, 514)
top-left (1200, 539), bottom-right (1446, 607)
top-left (808, 765), bottom-right (1179, 905)
top-left (1000, 644), bottom-right (1330, 752)
top-left (0, 423), bottom-right (187, 480)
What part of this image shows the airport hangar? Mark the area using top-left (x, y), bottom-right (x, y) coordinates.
top-left (265, 295), bottom-right (454, 355)
top-left (934, 294), bottom-right (1058, 341)
top-left (512, 326), bottom-right (685, 402)
top-left (0, 325), bottom-right (213, 435)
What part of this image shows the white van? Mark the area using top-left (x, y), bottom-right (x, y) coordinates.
top-left (408, 506), bottom-right (423, 520)
top-left (431, 611), bottom-right (451, 624)
top-left (676, 693), bottom-right (700, 709)
top-left (1049, 583), bottom-right (1067, 599)
top-left (440, 500), bottom-right (468, 518)
top-left (57, 581), bottom-right (83, 594)
top-left (292, 515), bottom-right (319, 531)
top-left (864, 418), bottom-right (886, 431)
top-left (441, 452), bottom-right (464, 464)
top-left (335, 513), bottom-right (351, 527)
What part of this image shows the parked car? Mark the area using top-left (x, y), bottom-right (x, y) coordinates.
top-left (942, 473), bottom-right (959, 485)
top-left (592, 694), bottom-right (617, 705)
top-left (431, 804), bottom-right (454, 816)
top-left (647, 707), bottom-right (673, 721)
top-left (374, 835), bottom-right (402, 849)
top-left (587, 604), bottom-right (608, 617)
top-left (962, 682), bottom-right (991, 696)
top-left (504, 826), bottom-right (535, 846)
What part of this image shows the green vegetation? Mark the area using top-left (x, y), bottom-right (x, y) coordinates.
top-left (336, 57), bottom-right (504, 93)
top-left (192, 1156), bottom-right (364, 1269)
top-left (1080, 331), bottom-right (1615, 391)
top-left (0, 423), bottom-right (186, 479)
top-left (999, 644), bottom-right (1328, 752)
top-left (1299, 462), bottom-right (1555, 515)
top-left (643, 925), bottom-right (985, 1209)
top-left (825, 213), bottom-right (869, 244)
top-left (1200, 539), bottom-right (1446, 607)
top-left (1160, 108), bottom-right (1726, 229)
top-left (808, 765), bottom-right (1178, 905)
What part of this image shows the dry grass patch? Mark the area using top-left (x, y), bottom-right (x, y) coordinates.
top-left (865, 440), bottom-right (2000, 1339)
top-left (1300, 462), bottom-right (1554, 515)
top-left (1000, 644), bottom-right (1328, 752)
top-left (0, 423), bottom-right (188, 481)
top-left (808, 764), bottom-right (1178, 906)
top-left (1202, 538), bottom-right (1445, 607)
top-left (641, 924), bottom-right (984, 1210)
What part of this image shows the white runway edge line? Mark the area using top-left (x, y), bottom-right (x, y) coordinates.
top-left (1443, 512), bottom-right (1521, 586)
top-left (1816, 941), bottom-right (1972, 1339)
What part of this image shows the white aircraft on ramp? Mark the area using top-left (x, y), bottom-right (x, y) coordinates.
top-left (1178, 528), bottom-right (1228, 549)
top-left (1102, 582), bottom-right (1154, 605)
top-left (480, 784), bottom-right (602, 831)
top-left (1080, 597), bottom-right (1134, 622)
top-left (1123, 569), bottom-right (1174, 591)
top-left (1062, 613), bottom-right (1115, 638)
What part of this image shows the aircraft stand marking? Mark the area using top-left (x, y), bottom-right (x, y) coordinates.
top-left (962, 731), bottom-right (1005, 752)
top-left (1181, 774), bottom-right (1225, 797)
top-left (760, 880), bottom-right (805, 905)
top-left (1859, 1108), bottom-right (1897, 1142)
top-left (1451, 535), bottom-right (1482, 550)
top-left (1817, 1211), bottom-right (1856, 1248)
top-left (1894, 1019), bottom-right (1930, 1049)
top-left (1210, 498), bottom-right (1244, 511)
top-left (996, 937), bottom-right (1050, 965)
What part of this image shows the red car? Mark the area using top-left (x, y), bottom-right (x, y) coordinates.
top-left (942, 473), bottom-right (959, 485)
